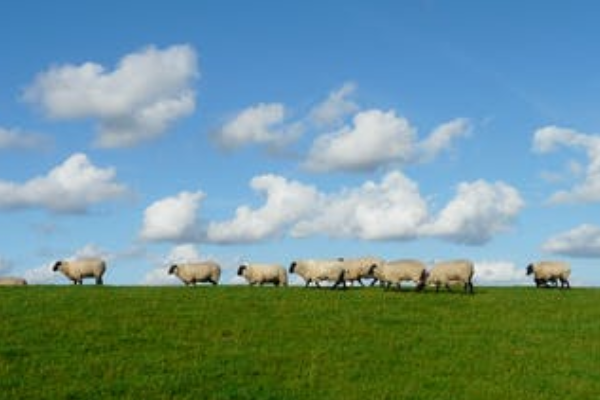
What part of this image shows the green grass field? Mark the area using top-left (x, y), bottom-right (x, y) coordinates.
top-left (1, 286), bottom-right (599, 399)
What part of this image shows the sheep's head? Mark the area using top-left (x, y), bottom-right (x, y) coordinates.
top-left (52, 261), bottom-right (63, 272)
top-left (526, 264), bottom-right (534, 275)
top-left (237, 265), bottom-right (248, 276)
top-left (367, 264), bottom-right (378, 276)
top-left (168, 265), bottom-right (178, 275)
top-left (289, 262), bottom-right (297, 273)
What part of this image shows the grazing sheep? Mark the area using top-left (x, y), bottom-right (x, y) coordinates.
top-left (237, 263), bottom-right (288, 286)
top-left (289, 259), bottom-right (346, 289)
top-left (341, 257), bottom-right (385, 287)
top-left (526, 261), bottom-right (571, 289)
top-left (369, 259), bottom-right (427, 291)
top-left (168, 261), bottom-right (221, 286)
top-left (52, 258), bottom-right (106, 285)
top-left (425, 259), bottom-right (474, 294)
top-left (0, 277), bottom-right (28, 286)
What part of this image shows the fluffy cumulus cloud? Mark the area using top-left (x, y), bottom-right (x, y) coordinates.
top-left (542, 224), bottom-right (600, 257)
top-left (473, 261), bottom-right (529, 285)
top-left (207, 175), bottom-right (320, 243)
top-left (213, 103), bottom-right (301, 151)
top-left (23, 44), bottom-right (198, 148)
top-left (533, 126), bottom-right (600, 204)
top-left (309, 82), bottom-right (359, 127)
top-left (417, 118), bottom-right (471, 162)
top-left (140, 191), bottom-right (205, 242)
top-left (304, 109), bottom-right (417, 172)
top-left (304, 110), bottom-right (470, 172)
top-left (422, 180), bottom-right (525, 245)
top-left (292, 171), bottom-right (428, 240)
top-left (0, 127), bottom-right (50, 151)
top-left (0, 153), bottom-right (128, 213)
top-left (205, 172), bottom-right (522, 245)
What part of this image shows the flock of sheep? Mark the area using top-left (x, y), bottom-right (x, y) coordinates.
top-left (0, 257), bottom-right (572, 291)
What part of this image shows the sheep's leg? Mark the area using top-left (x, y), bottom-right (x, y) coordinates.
top-left (96, 277), bottom-right (104, 285)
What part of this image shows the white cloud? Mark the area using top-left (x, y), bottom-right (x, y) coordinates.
top-left (304, 109), bottom-right (417, 172)
top-left (309, 82), bottom-right (359, 127)
top-left (417, 118), bottom-right (471, 162)
top-left (140, 191), bottom-right (205, 242)
top-left (533, 126), bottom-right (600, 204)
top-left (213, 103), bottom-right (301, 151)
top-left (304, 109), bottom-right (470, 173)
top-left (23, 263), bottom-right (57, 284)
top-left (292, 171), bottom-right (428, 240)
top-left (0, 127), bottom-right (50, 151)
top-left (23, 44), bottom-right (198, 148)
top-left (423, 180), bottom-right (524, 245)
top-left (0, 153), bottom-right (128, 213)
top-left (542, 224), bottom-right (600, 258)
top-left (473, 261), bottom-right (529, 285)
top-left (207, 175), bottom-right (320, 243)
top-left (206, 172), bottom-right (522, 245)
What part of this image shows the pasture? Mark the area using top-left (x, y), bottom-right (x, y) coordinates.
top-left (1, 286), bottom-right (599, 399)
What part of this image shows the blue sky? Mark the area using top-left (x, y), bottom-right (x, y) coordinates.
top-left (1, 1), bottom-right (599, 286)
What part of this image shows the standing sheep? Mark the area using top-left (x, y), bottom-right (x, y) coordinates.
top-left (237, 263), bottom-right (288, 286)
top-left (169, 261), bottom-right (221, 286)
top-left (52, 258), bottom-right (106, 285)
top-left (341, 257), bottom-right (385, 287)
top-left (425, 259), bottom-right (474, 294)
top-left (526, 261), bottom-right (571, 289)
top-left (289, 259), bottom-right (346, 289)
top-left (0, 277), bottom-right (28, 286)
top-left (369, 259), bottom-right (427, 291)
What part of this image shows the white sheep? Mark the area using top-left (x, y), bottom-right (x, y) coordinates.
top-left (52, 258), bottom-right (106, 285)
top-left (237, 263), bottom-right (288, 286)
top-left (425, 259), bottom-right (474, 294)
top-left (526, 261), bottom-right (571, 289)
top-left (289, 259), bottom-right (346, 289)
top-left (168, 261), bottom-right (221, 286)
top-left (369, 259), bottom-right (427, 291)
top-left (0, 277), bottom-right (28, 286)
top-left (341, 257), bottom-right (385, 286)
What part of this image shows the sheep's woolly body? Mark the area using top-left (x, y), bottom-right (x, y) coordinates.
top-left (0, 277), bottom-right (27, 286)
top-left (169, 261), bottom-right (221, 286)
top-left (289, 259), bottom-right (346, 289)
top-left (426, 259), bottom-right (474, 294)
top-left (237, 263), bottom-right (288, 286)
top-left (341, 257), bottom-right (384, 286)
top-left (53, 258), bottom-right (106, 285)
top-left (527, 261), bottom-right (571, 289)
top-left (371, 259), bottom-right (426, 290)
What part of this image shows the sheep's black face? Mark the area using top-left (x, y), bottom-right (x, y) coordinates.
top-left (52, 261), bottom-right (63, 271)
top-left (526, 264), bottom-right (534, 275)
top-left (168, 265), bottom-right (178, 275)
top-left (237, 266), bottom-right (246, 276)
top-left (289, 262), bottom-right (297, 273)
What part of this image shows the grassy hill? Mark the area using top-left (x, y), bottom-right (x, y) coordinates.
top-left (1, 286), bottom-right (599, 399)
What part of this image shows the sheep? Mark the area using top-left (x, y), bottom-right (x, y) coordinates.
top-left (237, 263), bottom-right (288, 286)
top-left (0, 277), bottom-right (28, 286)
top-left (168, 261), bottom-right (221, 286)
top-left (52, 258), bottom-right (106, 285)
top-left (526, 261), bottom-right (571, 289)
top-left (425, 259), bottom-right (474, 294)
top-left (340, 257), bottom-right (385, 287)
top-left (369, 259), bottom-right (427, 291)
top-left (289, 259), bottom-right (346, 289)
